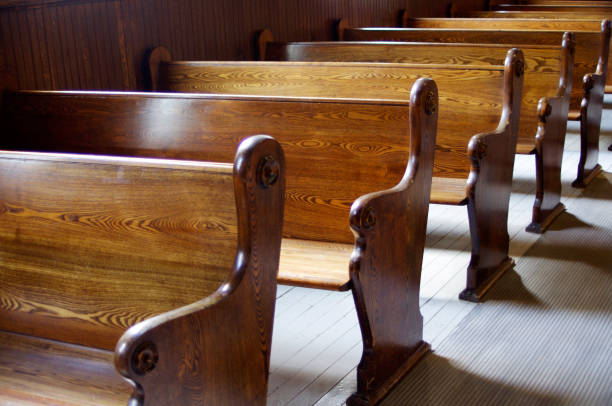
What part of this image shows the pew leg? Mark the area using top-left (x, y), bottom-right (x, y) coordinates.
top-left (346, 189), bottom-right (431, 405)
top-left (527, 98), bottom-right (568, 233)
top-left (573, 74), bottom-right (604, 188)
top-left (346, 233), bottom-right (430, 406)
top-left (459, 199), bottom-right (514, 303)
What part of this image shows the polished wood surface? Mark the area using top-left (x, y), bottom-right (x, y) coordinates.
top-left (1, 80), bottom-right (439, 406)
top-left (342, 25), bottom-right (609, 186)
top-left (467, 10), bottom-right (612, 18)
top-left (0, 0), bottom-right (486, 90)
top-left (266, 39), bottom-right (572, 232)
top-left (493, 4), bottom-right (612, 11)
top-left (0, 135), bottom-right (286, 405)
top-left (0, 152), bottom-right (235, 350)
top-left (116, 135), bottom-right (286, 405)
top-left (0, 330), bottom-right (131, 405)
top-left (4, 91), bottom-right (412, 245)
top-left (398, 17), bottom-right (612, 93)
top-left (149, 49), bottom-right (524, 303)
top-left (154, 60), bottom-right (501, 186)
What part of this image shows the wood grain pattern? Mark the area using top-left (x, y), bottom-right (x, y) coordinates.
top-left (0, 0), bottom-right (488, 90)
top-left (154, 59), bottom-right (503, 185)
top-left (341, 25), bottom-right (610, 186)
top-left (0, 151), bottom-right (236, 350)
top-left (148, 50), bottom-right (524, 303)
top-left (264, 34), bottom-right (573, 232)
top-left (3, 90), bottom-right (414, 246)
top-left (398, 18), bottom-right (612, 93)
top-left (115, 135), bottom-right (286, 405)
top-left (1, 80), bottom-right (439, 406)
top-left (0, 135), bottom-right (286, 405)
top-left (0, 330), bottom-right (131, 405)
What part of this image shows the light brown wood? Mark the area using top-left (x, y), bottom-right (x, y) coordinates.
top-left (2, 84), bottom-right (439, 405)
top-left (155, 60), bottom-right (503, 185)
top-left (398, 17), bottom-right (612, 93)
top-left (0, 151), bottom-right (236, 350)
top-left (147, 49), bottom-right (525, 303)
top-left (340, 25), bottom-right (610, 186)
top-left (279, 238), bottom-right (353, 290)
top-left (260, 35), bottom-right (573, 232)
top-left (0, 135), bottom-right (287, 405)
top-left (0, 330), bottom-right (131, 406)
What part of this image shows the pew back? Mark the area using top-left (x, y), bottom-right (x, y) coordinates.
top-left (398, 18), bottom-right (612, 93)
top-left (2, 91), bottom-right (413, 244)
top-left (467, 10), bottom-right (612, 18)
top-left (342, 28), bottom-right (605, 111)
top-left (154, 61), bottom-right (505, 185)
top-left (0, 151), bottom-right (237, 350)
top-left (260, 41), bottom-right (566, 149)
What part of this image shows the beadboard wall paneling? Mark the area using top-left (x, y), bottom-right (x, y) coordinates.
top-left (0, 0), bottom-right (488, 90)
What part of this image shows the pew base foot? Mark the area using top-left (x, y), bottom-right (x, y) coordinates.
top-left (347, 341), bottom-right (430, 406)
top-left (526, 203), bottom-right (566, 234)
top-left (459, 257), bottom-right (514, 302)
top-left (572, 164), bottom-right (602, 188)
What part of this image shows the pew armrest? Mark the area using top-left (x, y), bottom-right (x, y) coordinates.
top-left (460, 48), bottom-right (523, 301)
top-left (114, 136), bottom-right (285, 406)
top-left (345, 78), bottom-right (437, 405)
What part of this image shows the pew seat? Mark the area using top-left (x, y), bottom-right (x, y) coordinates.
top-left (146, 53), bottom-right (524, 302)
top-left (339, 23), bottom-right (610, 187)
top-left (257, 35), bottom-right (573, 232)
top-left (0, 137), bottom-right (285, 406)
top-left (1, 86), bottom-right (438, 406)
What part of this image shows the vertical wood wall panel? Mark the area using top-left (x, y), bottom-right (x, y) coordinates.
top-left (0, 0), bottom-right (487, 90)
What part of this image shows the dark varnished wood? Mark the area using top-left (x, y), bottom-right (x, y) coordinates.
top-left (0, 135), bottom-right (286, 404)
top-left (259, 36), bottom-right (573, 232)
top-left (0, 0), bottom-right (489, 90)
top-left (341, 24), bottom-right (610, 187)
top-left (147, 47), bottom-right (524, 303)
top-left (2, 86), bottom-right (438, 405)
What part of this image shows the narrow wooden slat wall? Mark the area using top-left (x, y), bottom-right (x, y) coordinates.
top-left (0, 0), bottom-right (487, 90)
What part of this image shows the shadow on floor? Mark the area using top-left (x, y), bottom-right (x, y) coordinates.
top-left (382, 353), bottom-right (562, 405)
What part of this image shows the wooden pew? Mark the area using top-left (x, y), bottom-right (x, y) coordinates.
top-left (397, 16), bottom-right (612, 93)
top-left (255, 35), bottom-right (573, 233)
top-left (340, 24), bottom-right (610, 187)
top-left (515, 1), bottom-right (612, 5)
top-left (148, 46), bottom-right (524, 303)
top-left (466, 10), bottom-right (612, 19)
top-left (0, 136), bottom-right (285, 405)
top-left (492, 4), bottom-right (612, 11)
top-left (1, 84), bottom-right (437, 406)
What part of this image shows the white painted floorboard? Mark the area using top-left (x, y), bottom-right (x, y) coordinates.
top-left (268, 97), bottom-right (612, 406)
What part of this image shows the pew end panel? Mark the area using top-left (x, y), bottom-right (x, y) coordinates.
top-left (346, 78), bottom-right (437, 406)
top-left (527, 31), bottom-right (574, 232)
top-left (225, 40), bottom-right (529, 300)
top-left (340, 24), bottom-right (610, 190)
top-left (397, 17), bottom-right (612, 94)
top-left (573, 72), bottom-right (605, 187)
top-left (528, 96), bottom-right (570, 233)
top-left (572, 19), bottom-right (610, 187)
top-left (460, 49), bottom-right (524, 302)
top-left (2, 88), bottom-right (437, 405)
top-left (0, 136), bottom-right (285, 405)
top-left (115, 135), bottom-right (286, 406)
top-left (144, 46), bottom-right (171, 91)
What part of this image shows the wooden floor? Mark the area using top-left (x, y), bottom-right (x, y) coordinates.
top-left (267, 97), bottom-right (612, 406)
